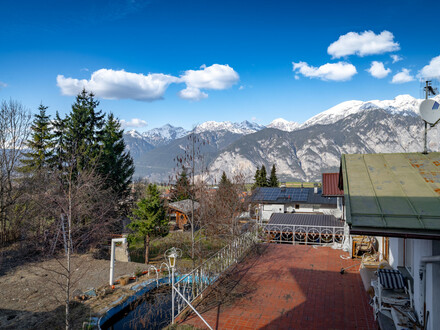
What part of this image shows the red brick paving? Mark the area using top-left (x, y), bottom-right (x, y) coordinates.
top-left (178, 244), bottom-right (377, 329)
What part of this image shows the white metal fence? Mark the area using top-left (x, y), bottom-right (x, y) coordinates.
top-left (173, 226), bottom-right (257, 324)
top-left (264, 223), bottom-right (344, 245)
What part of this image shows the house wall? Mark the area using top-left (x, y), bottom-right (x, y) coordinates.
top-left (388, 237), bottom-right (404, 267)
top-left (260, 204), bottom-right (284, 221)
top-left (170, 210), bottom-right (189, 229)
top-left (429, 241), bottom-right (440, 330)
top-left (259, 203), bottom-right (338, 222)
top-left (388, 237), bottom-right (440, 330)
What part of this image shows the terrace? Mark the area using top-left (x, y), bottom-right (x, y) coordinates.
top-left (177, 244), bottom-right (377, 329)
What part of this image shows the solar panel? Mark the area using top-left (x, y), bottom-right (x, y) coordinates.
top-left (253, 187), bottom-right (311, 202)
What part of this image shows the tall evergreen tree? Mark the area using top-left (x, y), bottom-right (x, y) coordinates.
top-left (218, 171), bottom-right (232, 195)
top-left (52, 111), bottom-right (67, 172)
top-left (219, 171), bottom-right (232, 188)
top-left (99, 113), bottom-right (134, 198)
top-left (252, 166), bottom-right (260, 189)
top-left (269, 164), bottom-right (279, 187)
top-left (62, 89), bottom-right (104, 173)
top-left (129, 184), bottom-right (168, 264)
top-left (170, 167), bottom-right (191, 201)
top-left (259, 165), bottom-right (269, 187)
top-left (20, 104), bottom-right (55, 172)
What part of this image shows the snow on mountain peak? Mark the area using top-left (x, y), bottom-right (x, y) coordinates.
top-left (301, 94), bottom-right (439, 128)
top-left (127, 129), bottom-right (143, 139)
top-left (193, 121), bottom-right (263, 134)
top-left (141, 124), bottom-right (188, 146)
top-left (267, 118), bottom-right (300, 132)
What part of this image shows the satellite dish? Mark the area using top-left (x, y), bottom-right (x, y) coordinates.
top-left (419, 99), bottom-right (440, 126)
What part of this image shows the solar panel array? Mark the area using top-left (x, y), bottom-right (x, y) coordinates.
top-left (253, 187), bottom-right (309, 202)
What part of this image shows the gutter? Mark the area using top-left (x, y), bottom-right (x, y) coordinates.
top-left (419, 255), bottom-right (440, 328)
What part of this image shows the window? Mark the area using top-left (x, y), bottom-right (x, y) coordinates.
top-left (295, 204), bottom-right (300, 209)
top-left (313, 204), bottom-right (320, 211)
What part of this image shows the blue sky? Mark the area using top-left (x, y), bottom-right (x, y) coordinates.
top-left (1, 0), bottom-right (440, 131)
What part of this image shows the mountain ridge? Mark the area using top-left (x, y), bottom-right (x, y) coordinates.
top-left (123, 94), bottom-right (440, 182)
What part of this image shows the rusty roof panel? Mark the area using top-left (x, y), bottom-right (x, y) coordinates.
top-left (322, 173), bottom-right (344, 196)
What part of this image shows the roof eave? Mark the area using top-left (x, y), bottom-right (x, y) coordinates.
top-left (349, 225), bottom-right (440, 240)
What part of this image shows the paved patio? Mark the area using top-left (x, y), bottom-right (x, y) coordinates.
top-left (178, 244), bottom-right (377, 329)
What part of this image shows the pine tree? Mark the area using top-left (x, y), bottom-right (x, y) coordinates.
top-left (129, 184), bottom-right (168, 264)
top-left (269, 164), bottom-right (279, 187)
top-left (259, 165), bottom-right (269, 187)
top-left (252, 167), bottom-right (260, 189)
top-left (63, 89), bottom-right (105, 173)
top-left (170, 167), bottom-right (191, 201)
top-left (20, 104), bottom-right (55, 173)
top-left (52, 111), bottom-right (67, 172)
top-left (219, 171), bottom-right (232, 188)
top-left (99, 113), bottom-right (134, 198)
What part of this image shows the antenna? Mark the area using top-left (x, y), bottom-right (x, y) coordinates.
top-left (420, 80), bottom-right (439, 154)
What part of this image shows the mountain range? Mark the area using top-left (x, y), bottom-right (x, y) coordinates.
top-left (123, 94), bottom-right (440, 182)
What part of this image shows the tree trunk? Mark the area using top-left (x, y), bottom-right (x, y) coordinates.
top-left (144, 235), bottom-right (150, 264)
top-left (65, 183), bottom-right (72, 330)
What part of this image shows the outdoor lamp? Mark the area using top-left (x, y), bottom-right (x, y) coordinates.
top-left (165, 247), bottom-right (181, 325)
top-left (168, 252), bottom-right (176, 268)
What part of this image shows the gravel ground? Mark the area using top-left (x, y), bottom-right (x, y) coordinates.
top-left (0, 253), bottom-right (149, 329)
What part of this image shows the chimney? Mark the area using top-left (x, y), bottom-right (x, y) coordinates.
top-left (314, 183), bottom-right (318, 194)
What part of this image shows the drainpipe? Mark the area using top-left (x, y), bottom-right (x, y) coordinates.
top-left (419, 255), bottom-right (440, 328)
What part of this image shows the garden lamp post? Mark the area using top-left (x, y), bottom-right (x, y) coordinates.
top-left (165, 247), bottom-right (181, 324)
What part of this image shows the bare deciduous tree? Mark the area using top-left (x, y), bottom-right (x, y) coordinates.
top-left (170, 132), bottom-right (209, 266)
top-left (0, 99), bottom-right (31, 245)
top-left (199, 172), bottom-right (248, 242)
top-left (28, 164), bottom-right (118, 329)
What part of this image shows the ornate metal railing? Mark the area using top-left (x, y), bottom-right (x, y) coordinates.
top-left (264, 223), bottom-right (344, 245)
top-left (173, 226), bottom-right (257, 320)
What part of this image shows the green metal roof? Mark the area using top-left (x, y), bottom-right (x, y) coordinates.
top-left (341, 152), bottom-right (440, 238)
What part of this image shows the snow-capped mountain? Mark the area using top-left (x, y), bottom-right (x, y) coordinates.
top-left (141, 124), bottom-right (188, 147)
top-left (126, 129), bottom-right (144, 139)
top-left (267, 118), bottom-right (300, 132)
top-left (208, 107), bottom-right (439, 182)
top-left (123, 130), bottom-right (155, 159)
top-left (301, 94), bottom-right (436, 128)
top-left (193, 120), bottom-right (264, 135)
top-left (124, 94), bottom-right (440, 182)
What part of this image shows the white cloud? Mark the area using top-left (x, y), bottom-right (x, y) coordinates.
top-left (391, 54), bottom-right (403, 63)
top-left (120, 118), bottom-right (148, 128)
top-left (180, 64), bottom-right (239, 90)
top-left (367, 61), bottom-right (391, 79)
top-left (57, 64), bottom-right (239, 102)
top-left (391, 68), bottom-right (415, 84)
top-left (328, 30), bottom-right (400, 58)
top-left (57, 69), bottom-right (179, 101)
top-left (292, 61), bottom-right (357, 81)
top-left (419, 55), bottom-right (440, 79)
top-left (178, 87), bottom-right (208, 101)
top-left (0, 81), bottom-right (7, 89)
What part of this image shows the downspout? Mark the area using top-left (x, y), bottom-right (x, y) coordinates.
top-left (419, 255), bottom-right (440, 328)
